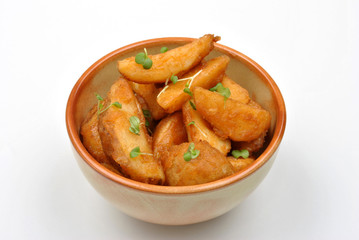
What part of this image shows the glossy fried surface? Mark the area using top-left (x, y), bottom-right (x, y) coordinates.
top-left (130, 82), bottom-right (167, 120)
top-left (182, 100), bottom-right (231, 155)
top-left (161, 141), bottom-right (234, 186)
top-left (98, 78), bottom-right (165, 185)
top-left (221, 75), bottom-right (250, 104)
top-left (227, 156), bottom-right (254, 172)
top-left (118, 34), bottom-right (220, 83)
top-left (157, 55), bottom-right (229, 113)
top-left (232, 131), bottom-right (267, 155)
top-left (152, 112), bottom-right (187, 162)
top-left (193, 87), bottom-right (271, 142)
top-left (80, 105), bottom-right (109, 164)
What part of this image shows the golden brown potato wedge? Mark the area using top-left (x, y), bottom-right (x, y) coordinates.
top-left (221, 75), bottom-right (250, 104)
top-left (227, 156), bottom-right (254, 172)
top-left (80, 105), bottom-right (109, 164)
top-left (129, 82), bottom-right (167, 120)
top-left (152, 112), bottom-right (187, 162)
top-left (118, 34), bottom-right (220, 83)
top-left (182, 100), bottom-right (231, 155)
top-left (157, 55), bottom-right (230, 113)
top-left (232, 131), bottom-right (267, 155)
top-left (98, 78), bottom-right (165, 185)
top-left (161, 141), bottom-right (234, 186)
top-left (193, 87), bottom-right (271, 142)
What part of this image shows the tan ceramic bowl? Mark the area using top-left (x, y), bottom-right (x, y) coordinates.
top-left (66, 37), bottom-right (286, 225)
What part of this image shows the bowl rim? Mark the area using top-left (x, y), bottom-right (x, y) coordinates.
top-left (66, 37), bottom-right (286, 194)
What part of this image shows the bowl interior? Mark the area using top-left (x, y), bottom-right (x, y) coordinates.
top-left (67, 38), bottom-right (286, 193)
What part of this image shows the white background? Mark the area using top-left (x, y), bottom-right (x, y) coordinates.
top-left (1, 0), bottom-right (358, 239)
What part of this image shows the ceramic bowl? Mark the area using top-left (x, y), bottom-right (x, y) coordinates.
top-left (66, 37), bottom-right (286, 225)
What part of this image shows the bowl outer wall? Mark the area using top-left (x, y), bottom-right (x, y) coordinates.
top-left (66, 37), bottom-right (286, 225)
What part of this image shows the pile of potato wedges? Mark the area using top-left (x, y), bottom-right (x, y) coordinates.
top-left (80, 34), bottom-right (271, 186)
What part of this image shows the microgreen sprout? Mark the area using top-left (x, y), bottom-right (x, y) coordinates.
top-left (130, 146), bottom-right (153, 158)
top-left (129, 116), bottom-right (140, 135)
top-left (135, 48), bottom-right (153, 69)
top-left (95, 93), bottom-right (122, 116)
top-left (160, 47), bottom-right (168, 53)
top-left (142, 109), bottom-right (152, 134)
top-left (231, 149), bottom-right (250, 159)
top-left (183, 87), bottom-right (193, 96)
top-left (210, 83), bottom-right (231, 102)
top-left (183, 143), bottom-right (200, 161)
top-left (170, 74), bottom-right (178, 84)
top-left (186, 121), bottom-right (207, 137)
top-left (156, 69), bottom-right (203, 99)
top-left (189, 100), bottom-right (196, 110)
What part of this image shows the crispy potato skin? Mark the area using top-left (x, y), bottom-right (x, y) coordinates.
top-left (221, 75), bottom-right (250, 104)
top-left (118, 34), bottom-right (220, 83)
top-left (153, 112), bottom-right (187, 163)
top-left (80, 105), bottom-right (109, 164)
top-left (98, 78), bottom-right (165, 185)
top-left (161, 141), bottom-right (234, 186)
top-left (130, 82), bottom-right (167, 120)
top-left (182, 100), bottom-right (231, 155)
top-left (232, 131), bottom-right (267, 154)
top-left (227, 156), bottom-right (254, 172)
top-left (157, 55), bottom-right (229, 113)
top-left (193, 87), bottom-right (271, 142)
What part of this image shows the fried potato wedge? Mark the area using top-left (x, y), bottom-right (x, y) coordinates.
top-left (161, 141), bottom-right (234, 186)
top-left (232, 131), bottom-right (267, 155)
top-left (227, 156), bottom-right (254, 172)
top-left (221, 75), bottom-right (250, 104)
top-left (153, 112), bottom-right (187, 162)
top-left (193, 87), bottom-right (271, 142)
top-left (118, 34), bottom-right (220, 83)
top-left (129, 82), bottom-right (167, 120)
top-left (80, 105), bottom-right (109, 164)
top-left (98, 78), bottom-right (165, 185)
top-left (182, 100), bottom-right (231, 155)
top-left (157, 55), bottom-right (229, 113)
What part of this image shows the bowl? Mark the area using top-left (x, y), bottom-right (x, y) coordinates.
top-left (66, 37), bottom-right (286, 225)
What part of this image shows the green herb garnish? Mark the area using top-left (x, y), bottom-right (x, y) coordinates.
top-left (160, 47), bottom-right (168, 53)
top-left (130, 146), bottom-right (153, 158)
top-left (142, 109), bottom-right (152, 134)
top-left (232, 149), bottom-right (250, 159)
top-left (95, 93), bottom-right (122, 116)
top-left (210, 83), bottom-right (231, 102)
top-left (183, 143), bottom-right (200, 161)
top-left (135, 48), bottom-right (153, 69)
top-left (187, 121), bottom-right (195, 126)
top-left (170, 74), bottom-right (178, 84)
top-left (183, 87), bottom-right (193, 96)
top-left (129, 116), bottom-right (140, 135)
top-left (189, 100), bottom-right (196, 110)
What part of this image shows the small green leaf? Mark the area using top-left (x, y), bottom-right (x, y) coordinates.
top-left (170, 74), bottom-right (178, 84)
top-left (142, 109), bottom-right (151, 119)
top-left (160, 47), bottom-right (168, 53)
top-left (232, 149), bottom-right (250, 159)
top-left (183, 152), bottom-right (192, 161)
top-left (183, 87), bottom-right (193, 96)
top-left (142, 57), bottom-right (153, 69)
top-left (95, 93), bottom-right (104, 101)
top-left (129, 116), bottom-right (140, 135)
top-left (99, 103), bottom-right (104, 110)
top-left (189, 100), bottom-right (196, 110)
top-left (130, 146), bottom-right (141, 158)
top-left (135, 52), bottom-right (146, 64)
top-left (112, 102), bottom-right (122, 109)
top-left (187, 121), bottom-right (195, 126)
top-left (210, 83), bottom-right (231, 101)
top-left (145, 119), bottom-right (149, 127)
